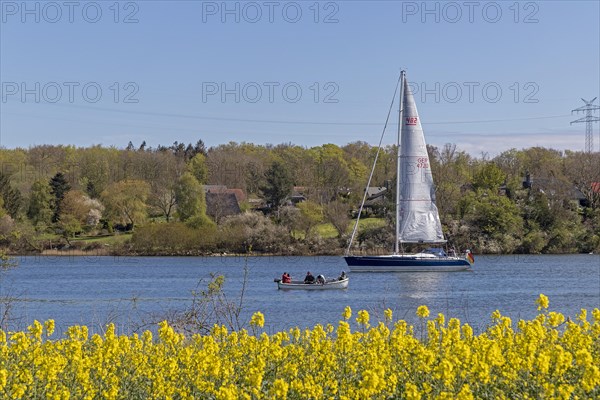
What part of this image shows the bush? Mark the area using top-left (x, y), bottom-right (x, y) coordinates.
top-left (220, 212), bottom-right (292, 253)
top-left (130, 222), bottom-right (217, 255)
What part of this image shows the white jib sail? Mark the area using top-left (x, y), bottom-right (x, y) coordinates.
top-left (398, 79), bottom-right (445, 243)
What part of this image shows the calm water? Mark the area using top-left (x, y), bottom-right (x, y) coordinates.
top-left (1, 254), bottom-right (599, 335)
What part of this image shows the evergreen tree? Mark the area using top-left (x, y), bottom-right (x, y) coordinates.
top-left (260, 161), bottom-right (293, 212)
top-left (0, 172), bottom-right (22, 218)
top-left (49, 172), bottom-right (71, 223)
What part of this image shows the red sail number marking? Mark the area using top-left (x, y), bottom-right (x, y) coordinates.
top-left (406, 117), bottom-right (418, 125)
top-left (417, 157), bottom-right (429, 169)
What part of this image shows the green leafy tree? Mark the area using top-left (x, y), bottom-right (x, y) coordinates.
top-left (459, 189), bottom-right (523, 252)
top-left (472, 163), bottom-right (506, 191)
top-left (60, 190), bottom-right (103, 231)
top-left (297, 200), bottom-right (323, 236)
top-left (493, 148), bottom-right (523, 195)
top-left (78, 146), bottom-right (112, 198)
top-left (27, 180), bottom-right (54, 229)
top-left (460, 189), bottom-right (522, 236)
top-left (260, 161), bottom-right (293, 213)
top-left (59, 213), bottom-right (82, 241)
top-left (187, 153), bottom-right (208, 184)
top-left (272, 144), bottom-right (315, 187)
top-left (101, 180), bottom-right (150, 230)
top-left (175, 172), bottom-right (212, 227)
top-left (309, 144), bottom-right (351, 201)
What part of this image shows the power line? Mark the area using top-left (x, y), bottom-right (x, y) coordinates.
top-left (8, 102), bottom-right (572, 127)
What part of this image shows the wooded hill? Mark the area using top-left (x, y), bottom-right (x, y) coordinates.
top-left (0, 141), bottom-right (598, 255)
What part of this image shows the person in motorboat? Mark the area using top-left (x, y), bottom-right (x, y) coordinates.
top-left (304, 271), bottom-right (315, 284)
top-left (338, 271), bottom-right (347, 280)
top-left (316, 274), bottom-right (326, 285)
top-left (281, 272), bottom-right (292, 284)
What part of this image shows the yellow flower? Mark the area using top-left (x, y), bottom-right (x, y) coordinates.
top-left (0, 369), bottom-right (7, 391)
top-left (2, 298), bottom-right (598, 399)
top-left (356, 310), bottom-right (370, 327)
top-left (250, 311), bottom-right (265, 328)
top-left (404, 382), bottom-right (421, 400)
top-left (28, 320), bottom-right (43, 341)
top-left (269, 378), bottom-right (289, 399)
top-left (536, 293), bottom-right (549, 310)
top-left (457, 385), bottom-right (474, 400)
top-left (416, 305), bottom-right (430, 318)
top-left (577, 308), bottom-right (587, 323)
top-left (343, 306), bottom-right (352, 320)
top-left (44, 319), bottom-right (55, 337)
top-left (384, 308), bottom-right (393, 323)
top-left (547, 312), bottom-right (565, 327)
top-left (592, 308), bottom-right (600, 322)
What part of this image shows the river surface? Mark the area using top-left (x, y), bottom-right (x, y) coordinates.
top-left (1, 254), bottom-right (599, 335)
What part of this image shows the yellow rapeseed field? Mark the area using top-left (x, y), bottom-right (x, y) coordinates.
top-left (1, 295), bottom-right (599, 399)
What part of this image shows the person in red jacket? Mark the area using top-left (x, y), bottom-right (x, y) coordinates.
top-left (281, 272), bottom-right (292, 283)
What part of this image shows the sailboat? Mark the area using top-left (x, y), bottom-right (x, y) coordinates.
top-left (344, 71), bottom-right (473, 272)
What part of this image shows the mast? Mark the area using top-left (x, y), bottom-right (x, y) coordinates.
top-left (395, 70), bottom-right (405, 254)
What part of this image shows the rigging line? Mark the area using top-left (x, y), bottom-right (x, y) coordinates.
top-left (346, 72), bottom-right (402, 257)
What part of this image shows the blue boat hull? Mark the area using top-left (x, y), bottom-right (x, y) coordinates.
top-left (344, 256), bottom-right (471, 272)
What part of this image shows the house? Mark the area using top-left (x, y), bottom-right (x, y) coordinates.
top-left (523, 173), bottom-right (597, 207)
top-left (204, 184), bottom-right (227, 193)
top-left (361, 186), bottom-right (388, 217)
top-left (203, 185), bottom-right (244, 221)
top-left (291, 186), bottom-right (307, 204)
top-left (579, 182), bottom-right (600, 207)
top-left (366, 186), bottom-right (387, 201)
top-left (204, 185), bottom-right (246, 202)
top-left (206, 192), bottom-right (241, 222)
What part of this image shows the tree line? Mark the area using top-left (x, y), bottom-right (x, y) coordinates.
top-left (0, 141), bottom-right (598, 255)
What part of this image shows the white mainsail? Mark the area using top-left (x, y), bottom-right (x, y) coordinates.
top-left (398, 79), bottom-right (445, 243)
top-left (344, 71), bottom-right (472, 271)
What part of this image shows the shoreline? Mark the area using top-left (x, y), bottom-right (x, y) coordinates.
top-left (6, 249), bottom-right (597, 257)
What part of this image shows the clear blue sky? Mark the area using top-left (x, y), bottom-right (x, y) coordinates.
top-left (1, 0), bottom-right (599, 156)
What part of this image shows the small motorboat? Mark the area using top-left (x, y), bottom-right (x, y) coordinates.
top-left (274, 277), bottom-right (349, 290)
